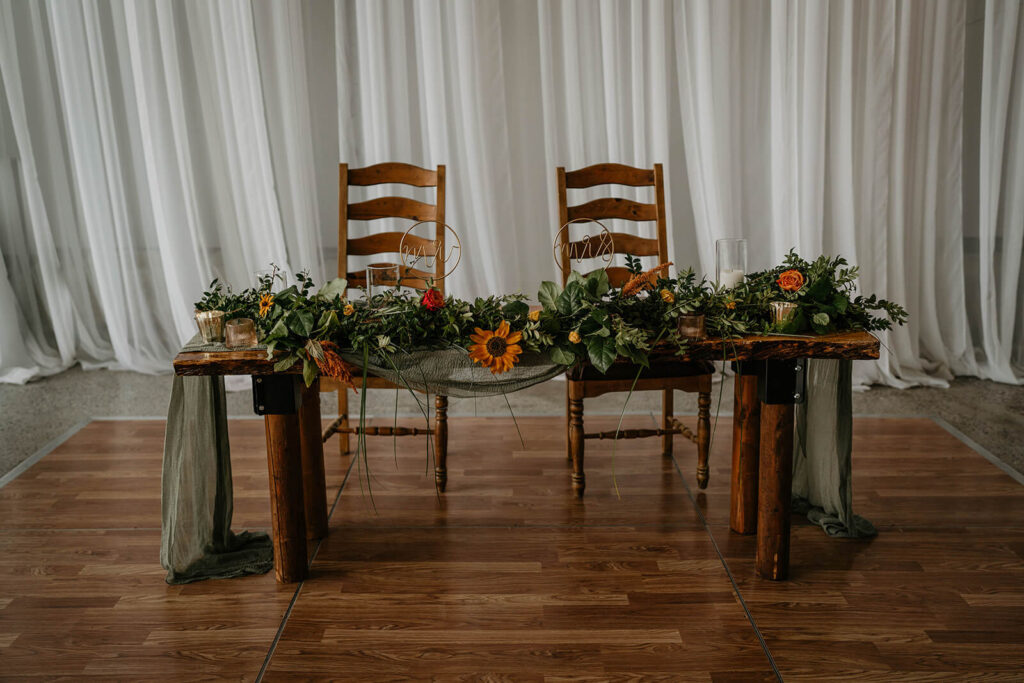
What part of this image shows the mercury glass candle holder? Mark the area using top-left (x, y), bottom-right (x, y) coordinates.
top-left (677, 313), bottom-right (706, 340)
top-left (769, 301), bottom-right (798, 326)
top-left (195, 310), bottom-right (226, 343)
top-left (225, 318), bottom-right (257, 348)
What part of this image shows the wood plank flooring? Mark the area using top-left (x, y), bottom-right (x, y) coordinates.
top-left (0, 414), bottom-right (1022, 680)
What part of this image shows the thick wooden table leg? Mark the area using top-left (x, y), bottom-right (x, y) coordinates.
top-left (299, 379), bottom-right (328, 542)
top-left (568, 381), bottom-right (585, 499)
top-left (434, 395), bottom-right (448, 492)
top-left (756, 402), bottom-right (795, 581)
top-left (730, 368), bottom-right (761, 534)
top-left (264, 412), bottom-right (308, 583)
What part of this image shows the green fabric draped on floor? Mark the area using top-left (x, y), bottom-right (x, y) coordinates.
top-left (160, 341), bottom-right (873, 583)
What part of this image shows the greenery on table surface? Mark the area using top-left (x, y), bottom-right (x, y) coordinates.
top-left (193, 250), bottom-right (907, 386)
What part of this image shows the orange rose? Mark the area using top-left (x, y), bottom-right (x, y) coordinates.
top-left (776, 269), bottom-right (805, 292)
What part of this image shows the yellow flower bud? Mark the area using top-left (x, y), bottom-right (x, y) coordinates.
top-left (343, 304), bottom-right (355, 316)
top-left (569, 330), bottom-right (581, 344)
top-left (528, 309), bottom-right (540, 322)
top-left (660, 289), bottom-right (675, 304)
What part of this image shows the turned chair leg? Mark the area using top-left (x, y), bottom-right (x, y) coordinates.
top-left (662, 389), bottom-right (674, 458)
top-left (565, 383), bottom-right (572, 461)
top-left (697, 390), bottom-right (711, 489)
top-left (338, 388), bottom-right (351, 456)
top-left (568, 386), bottom-right (585, 498)
top-left (434, 395), bottom-right (448, 492)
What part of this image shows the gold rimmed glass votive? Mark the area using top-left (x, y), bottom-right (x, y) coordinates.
top-left (225, 318), bottom-right (258, 349)
top-left (195, 310), bottom-right (226, 343)
top-left (678, 313), bottom-right (706, 340)
top-left (770, 301), bottom-right (798, 326)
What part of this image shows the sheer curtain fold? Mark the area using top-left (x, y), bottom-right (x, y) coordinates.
top-left (1, 0), bottom-right (1021, 385)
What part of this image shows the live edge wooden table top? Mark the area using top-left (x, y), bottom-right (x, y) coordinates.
top-left (173, 331), bottom-right (879, 584)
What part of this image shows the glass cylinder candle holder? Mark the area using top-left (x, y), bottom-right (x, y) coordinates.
top-left (225, 318), bottom-right (258, 349)
top-left (195, 310), bottom-right (226, 343)
top-left (677, 313), bottom-right (706, 340)
top-left (366, 263), bottom-right (400, 300)
top-left (769, 301), bottom-right (798, 326)
top-left (716, 238), bottom-right (748, 289)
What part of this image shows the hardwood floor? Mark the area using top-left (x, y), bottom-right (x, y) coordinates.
top-left (0, 415), bottom-right (1022, 680)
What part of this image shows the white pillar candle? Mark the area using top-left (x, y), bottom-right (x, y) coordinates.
top-left (718, 268), bottom-right (745, 289)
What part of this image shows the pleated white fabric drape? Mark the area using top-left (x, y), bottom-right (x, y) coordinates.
top-left (1, 0), bottom-right (1021, 386)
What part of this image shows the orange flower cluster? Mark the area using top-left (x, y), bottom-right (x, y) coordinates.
top-left (622, 262), bottom-right (673, 297)
top-left (312, 341), bottom-right (356, 389)
top-left (776, 269), bottom-right (805, 292)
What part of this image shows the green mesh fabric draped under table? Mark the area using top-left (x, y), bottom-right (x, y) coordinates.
top-left (164, 334), bottom-right (874, 583)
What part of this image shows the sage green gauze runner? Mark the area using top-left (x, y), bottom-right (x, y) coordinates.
top-left (794, 359), bottom-right (876, 538)
top-left (160, 374), bottom-right (273, 584)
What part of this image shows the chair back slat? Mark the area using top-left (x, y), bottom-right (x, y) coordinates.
top-left (348, 197), bottom-right (437, 222)
top-left (566, 198), bottom-right (657, 222)
top-left (556, 163), bottom-right (669, 286)
top-left (564, 163), bottom-right (655, 188)
top-left (339, 162), bottom-right (446, 294)
top-left (347, 232), bottom-right (438, 257)
top-left (348, 162), bottom-right (438, 187)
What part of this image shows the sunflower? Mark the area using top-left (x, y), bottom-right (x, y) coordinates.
top-left (468, 320), bottom-right (522, 375)
top-left (258, 293), bottom-right (274, 318)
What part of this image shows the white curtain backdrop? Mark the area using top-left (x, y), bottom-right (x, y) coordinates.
top-left (1, 0), bottom-right (1021, 386)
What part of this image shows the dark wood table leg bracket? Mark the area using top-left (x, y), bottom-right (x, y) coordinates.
top-left (252, 375), bottom-right (326, 584)
top-left (745, 359), bottom-right (806, 581)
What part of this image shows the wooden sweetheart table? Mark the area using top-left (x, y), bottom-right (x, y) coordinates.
top-left (173, 331), bottom-right (879, 583)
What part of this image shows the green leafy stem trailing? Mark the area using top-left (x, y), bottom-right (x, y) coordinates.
top-left (193, 250), bottom-right (908, 386)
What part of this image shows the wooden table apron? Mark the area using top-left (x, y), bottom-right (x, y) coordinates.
top-left (173, 331), bottom-right (879, 583)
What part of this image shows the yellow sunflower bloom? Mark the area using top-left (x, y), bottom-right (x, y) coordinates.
top-left (660, 289), bottom-right (674, 304)
top-left (258, 293), bottom-right (274, 318)
top-left (468, 320), bottom-right (523, 375)
top-left (568, 330), bottom-right (581, 344)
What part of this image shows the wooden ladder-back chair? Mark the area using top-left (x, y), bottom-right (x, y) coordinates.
top-left (556, 162), bottom-right (713, 498)
top-left (320, 162), bottom-right (450, 491)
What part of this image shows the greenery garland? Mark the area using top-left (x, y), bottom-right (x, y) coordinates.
top-left (194, 251), bottom-right (907, 387)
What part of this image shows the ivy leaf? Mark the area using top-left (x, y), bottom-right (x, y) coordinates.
top-left (274, 354), bottom-right (298, 373)
top-left (302, 358), bottom-right (317, 387)
top-left (586, 335), bottom-right (617, 374)
top-left (538, 281), bottom-right (560, 310)
top-left (549, 346), bottom-right (576, 366)
top-left (318, 277), bottom-right (347, 300)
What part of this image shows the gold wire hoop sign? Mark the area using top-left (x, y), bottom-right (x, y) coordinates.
top-left (553, 218), bottom-right (615, 272)
top-left (398, 220), bottom-right (462, 281)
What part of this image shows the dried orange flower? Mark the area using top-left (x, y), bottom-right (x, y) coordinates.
top-left (258, 293), bottom-right (274, 318)
top-left (660, 289), bottom-right (674, 304)
top-left (310, 340), bottom-right (355, 389)
top-left (568, 330), bottom-right (581, 344)
top-left (622, 262), bottom-right (673, 297)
